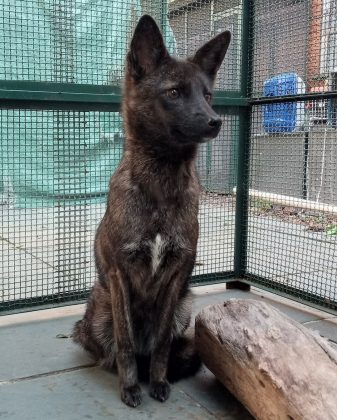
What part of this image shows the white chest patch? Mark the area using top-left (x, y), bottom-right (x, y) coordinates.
top-left (151, 234), bottom-right (166, 275)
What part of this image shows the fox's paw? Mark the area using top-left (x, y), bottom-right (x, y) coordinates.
top-left (149, 380), bottom-right (170, 402)
top-left (121, 384), bottom-right (142, 407)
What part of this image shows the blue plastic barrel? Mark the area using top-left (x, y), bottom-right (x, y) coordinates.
top-left (263, 73), bottom-right (305, 133)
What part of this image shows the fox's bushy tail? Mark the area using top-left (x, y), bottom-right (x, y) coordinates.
top-left (167, 333), bottom-right (201, 382)
top-left (137, 332), bottom-right (201, 383)
top-left (73, 318), bottom-right (104, 360)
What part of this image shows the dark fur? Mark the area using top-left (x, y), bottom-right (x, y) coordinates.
top-left (73, 15), bottom-right (230, 407)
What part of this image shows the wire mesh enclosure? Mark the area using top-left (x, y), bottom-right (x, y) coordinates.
top-left (0, 0), bottom-right (336, 314)
top-left (247, 0), bottom-right (337, 310)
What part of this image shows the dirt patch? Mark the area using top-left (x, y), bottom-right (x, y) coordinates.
top-left (200, 191), bottom-right (337, 235)
top-left (251, 198), bottom-right (337, 234)
top-left (199, 191), bottom-right (235, 209)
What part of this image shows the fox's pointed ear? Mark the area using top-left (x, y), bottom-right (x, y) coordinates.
top-left (127, 15), bottom-right (169, 80)
top-left (192, 31), bottom-right (231, 80)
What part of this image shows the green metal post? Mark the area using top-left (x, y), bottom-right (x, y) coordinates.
top-left (160, 0), bottom-right (168, 35)
top-left (232, 0), bottom-right (252, 285)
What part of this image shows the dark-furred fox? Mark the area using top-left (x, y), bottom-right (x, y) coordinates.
top-left (73, 14), bottom-right (230, 407)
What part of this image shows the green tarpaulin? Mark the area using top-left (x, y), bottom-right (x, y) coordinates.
top-left (0, 1), bottom-right (176, 207)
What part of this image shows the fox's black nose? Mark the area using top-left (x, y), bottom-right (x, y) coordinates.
top-left (208, 118), bottom-right (222, 130)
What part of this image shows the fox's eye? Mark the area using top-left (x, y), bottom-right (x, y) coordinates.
top-left (205, 93), bottom-right (212, 103)
top-left (167, 88), bottom-right (179, 99)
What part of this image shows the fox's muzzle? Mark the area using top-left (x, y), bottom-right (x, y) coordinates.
top-left (192, 108), bottom-right (222, 139)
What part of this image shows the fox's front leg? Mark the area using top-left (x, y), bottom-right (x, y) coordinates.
top-left (149, 281), bottom-right (180, 402)
top-left (109, 268), bottom-right (141, 407)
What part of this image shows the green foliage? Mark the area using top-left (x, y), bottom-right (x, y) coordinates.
top-left (252, 198), bottom-right (273, 212)
top-left (326, 224), bottom-right (337, 236)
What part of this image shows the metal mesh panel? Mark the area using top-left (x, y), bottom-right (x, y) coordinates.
top-left (195, 113), bottom-right (239, 281)
top-left (0, 109), bottom-right (238, 311)
top-left (0, 1), bottom-right (148, 84)
top-left (1, 110), bottom-right (120, 309)
top-left (0, 1), bottom-right (240, 312)
top-left (168, 0), bottom-right (243, 283)
top-left (247, 0), bottom-right (337, 310)
top-left (251, 0), bottom-right (309, 97)
top-left (251, 0), bottom-right (337, 97)
top-left (169, 0), bottom-right (242, 90)
top-left (1, 0), bottom-right (242, 88)
top-left (248, 102), bottom-right (337, 308)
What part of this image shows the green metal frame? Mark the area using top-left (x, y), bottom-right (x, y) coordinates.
top-left (233, 0), bottom-right (252, 279)
top-left (0, 80), bottom-right (247, 111)
top-left (250, 91), bottom-right (337, 105)
top-left (0, 81), bottom-right (121, 111)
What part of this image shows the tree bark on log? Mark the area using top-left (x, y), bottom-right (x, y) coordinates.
top-left (195, 299), bottom-right (337, 420)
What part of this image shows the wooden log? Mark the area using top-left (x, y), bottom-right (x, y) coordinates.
top-left (195, 299), bottom-right (337, 420)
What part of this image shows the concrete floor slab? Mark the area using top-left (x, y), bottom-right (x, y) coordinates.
top-left (0, 289), bottom-right (254, 419)
top-left (0, 315), bottom-right (92, 382)
top-left (303, 317), bottom-right (337, 343)
top-left (0, 367), bottom-right (220, 420)
top-left (178, 367), bottom-right (253, 419)
top-left (2, 288), bottom-right (337, 420)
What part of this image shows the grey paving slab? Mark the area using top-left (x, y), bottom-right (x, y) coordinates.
top-left (0, 367), bottom-right (219, 420)
top-left (1, 290), bottom-right (335, 420)
top-left (177, 366), bottom-right (253, 420)
top-left (1, 202), bottom-right (336, 310)
top-left (195, 205), bottom-right (235, 276)
top-left (273, 271), bottom-right (337, 302)
top-left (303, 317), bottom-right (337, 343)
top-left (1, 204), bottom-right (237, 300)
top-left (1, 206), bottom-right (103, 269)
top-left (248, 215), bottom-right (336, 246)
top-left (0, 289), bottom-right (321, 383)
top-left (247, 237), bottom-right (334, 275)
top-left (0, 243), bottom-right (56, 302)
top-left (246, 215), bottom-right (336, 300)
top-left (0, 315), bottom-right (92, 382)
top-left (249, 215), bottom-right (337, 243)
